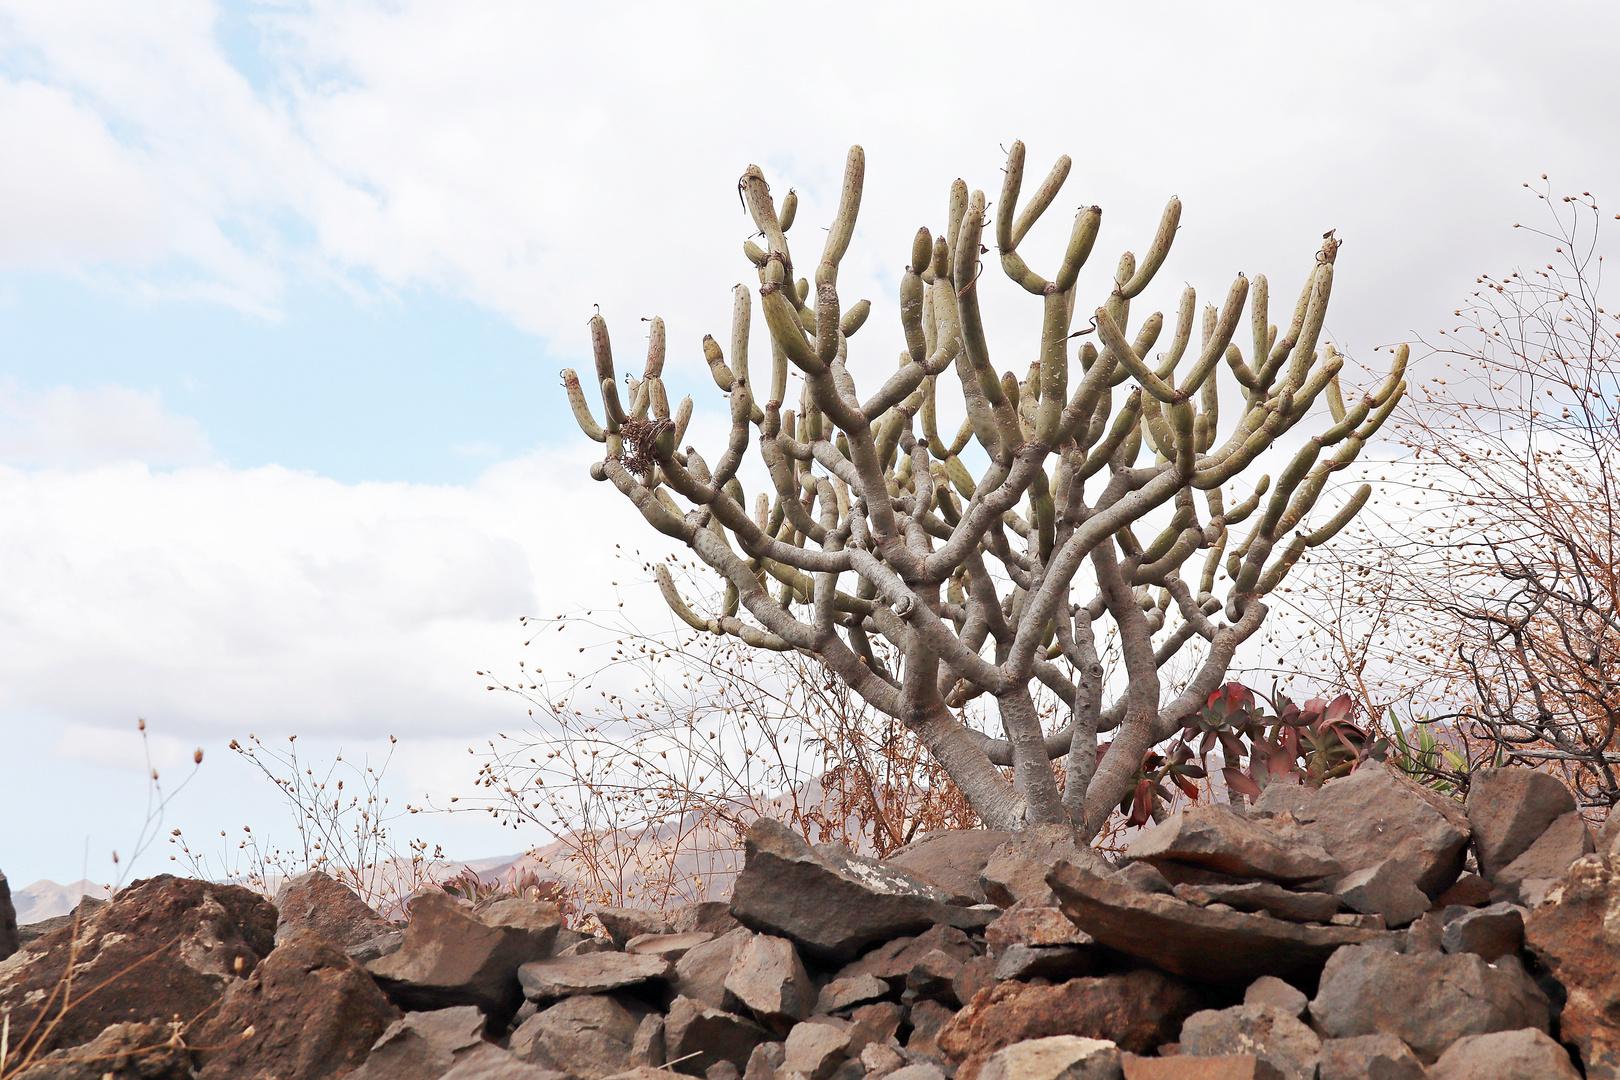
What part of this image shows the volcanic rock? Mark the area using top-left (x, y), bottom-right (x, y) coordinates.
top-left (1525, 851), bottom-right (1620, 1078)
top-left (368, 890), bottom-right (559, 1025)
top-left (975, 1035), bottom-right (1123, 1080)
top-left (663, 995), bottom-right (770, 1076)
top-left (1178, 1004), bottom-right (1320, 1080)
top-left (1492, 809), bottom-right (1594, 906)
top-left (518, 952), bottom-right (674, 1000)
top-left (937, 969), bottom-right (1201, 1066)
top-left (1308, 943), bottom-right (1550, 1062)
top-left (886, 830), bottom-right (1015, 905)
top-left (730, 819), bottom-right (993, 963)
top-left (724, 933), bottom-right (815, 1027)
top-left (345, 1005), bottom-right (488, 1080)
top-left (1046, 862), bottom-right (1387, 985)
top-left (980, 826), bottom-right (1112, 908)
top-left (1292, 763), bottom-right (1470, 897)
top-left (194, 928), bottom-right (398, 1080)
top-left (1126, 806), bottom-right (1341, 884)
top-left (1441, 902), bottom-right (1525, 961)
top-left (1466, 767), bottom-right (1577, 880)
top-left (0, 874), bottom-right (275, 1059)
top-left (1427, 1027), bottom-right (1582, 1079)
top-left (272, 870), bottom-right (394, 952)
top-left (1314, 1034), bottom-right (1425, 1080)
top-left (509, 994), bottom-right (653, 1079)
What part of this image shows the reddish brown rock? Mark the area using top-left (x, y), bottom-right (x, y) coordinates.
top-left (1047, 862), bottom-right (1387, 985)
top-left (723, 933), bottom-right (815, 1027)
top-left (938, 969), bottom-right (1202, 1069)
top-left (1121, 1056), bottom-right (1285, 1079)
top-left (193, 928), bottom-right (398, 1080)
top-left (985, 903), bottom-right (1095, 952)
top-left (0, 874), bottom-right (275, 1060)
top-left (1525, 852), bottom-right (1620, 1078)
top-left (1294, 763), bottom-right (1470, 898)
top-left (5, 1020), bottom-right (194, 1080)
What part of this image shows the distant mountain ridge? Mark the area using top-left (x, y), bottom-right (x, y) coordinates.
top-left (12, 879), bottom-right (112, 923)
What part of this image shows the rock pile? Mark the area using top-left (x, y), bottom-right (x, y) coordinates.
top-left (0, 762), bottom-right (1614, 1079)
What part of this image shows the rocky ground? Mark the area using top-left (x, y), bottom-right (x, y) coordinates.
top-left (0, 761), bottom-right (1615, 1079)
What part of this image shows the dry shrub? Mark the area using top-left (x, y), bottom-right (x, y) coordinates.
top-left (171, 734), bottom-right (443, 917)
top-left (1284, 184), bottom-right (1620, 807)
top-left (459, 555), bottom-right (1085, 909)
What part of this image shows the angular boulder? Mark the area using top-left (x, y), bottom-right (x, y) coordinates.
top-left (1289, 762), bottom-right (1471, 897)
top-left (781, 1020), bottom-right (851, 1079)
top-left (1308, 943), bottom-right (1550, 1062)
top-left (1427, 1027), bottom-right (1582, 1080)
top-left (193, 928), bottom-right (399, 1080)
top-left (1525, 852), bottom-right (1620, 1078)
top-left (937, 969), bottom-right (1202, 1064)
top-left (595, 907), bottom-right (669, 948)
top-left (669, 901), bottom-right (739, 937)
top-left (1126, 806), bottom-right (1341, 884)
top-left (368, 889), bottom-right (560, 1025)
top-left (1467, 767), bottom-right (1577, 880)
top-left (1492, 809), bottom-right (1594, 906)
top-left (1242, 977), bottom-right (1307, 1018)
top-left (1178, 1004), bottom-right (1320, 1080)
top-left (729, 819), bottom-right (992, 963)
top-left (1441, 902), bottom-right (1525, 961)
top-left (834, 924), bottom-right (980, 987)
top-left (1329, 860), bottom-right (1428, 928)
top-left (624, 931), bottom-right (712, 961)
top-left (886, 829), bottom-right (1014, 904)
top-left (985, 903), bottom-right (1096, 952)
top-left (272, 870), bottom-right (394, 951)
top-left (1170, 882), bottom-right (1338, 924)
top-left (672, 926), bottom-right (752, 1010)
top-left (1047, 862), bottom-right (1388, 985)
top-left (724, 933), bottom-right (815, 1027)
top-left (509, 994), bottom-right (653, 1080)
top-left (0, 874), bottom-right (276, 1059)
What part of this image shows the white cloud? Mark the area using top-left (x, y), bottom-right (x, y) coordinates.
top-left (0, 447), bottom-right (680, 743)
top-left (0, 2), bottom-right (1612, 366)
top-left (0, 79), bottom-right (164, 267)
top-left (0, 383), bottom-right (212, 467)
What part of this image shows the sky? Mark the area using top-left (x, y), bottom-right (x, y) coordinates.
top-left (0, 0), bottom-right (1616, 889)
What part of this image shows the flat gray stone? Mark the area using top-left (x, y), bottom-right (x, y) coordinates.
top-left (1047, 861), bottom-right (1389, 985)
top-left (1442, 902), bottom-right (1525, 961)
top-left (517, 952), bottom-right (674, 1000)
top-left (1127, 806), bottom-right (1342, 884)
top-left (1493, 810), bottom-right (1594, 906)
top-left (975, 1034), bottom-right (1123, 1080)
